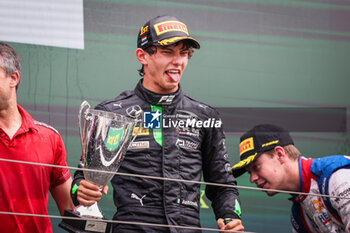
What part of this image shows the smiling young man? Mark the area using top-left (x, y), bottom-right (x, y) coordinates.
top-left (71, 15), bottom-right (244, 233)
top-left (232, 124), bottom-right (350, 232)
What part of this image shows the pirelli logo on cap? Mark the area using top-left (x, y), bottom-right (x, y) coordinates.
top-left (154, 20), bottom-right (189, 36)
top-left (239, 137), bottom-right (254, 156)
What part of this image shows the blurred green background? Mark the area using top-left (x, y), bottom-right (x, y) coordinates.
top-left (5, 0), bottom-right (350, 232)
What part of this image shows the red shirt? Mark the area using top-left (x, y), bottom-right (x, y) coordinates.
top-left (0, 105), bottom-right (71, 233)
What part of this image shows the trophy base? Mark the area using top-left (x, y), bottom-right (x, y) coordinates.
top-left (59, 209), bottom-right (111, 233)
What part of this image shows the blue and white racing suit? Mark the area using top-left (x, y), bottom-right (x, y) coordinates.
top-left (290, 155), bottom-right (350, 233)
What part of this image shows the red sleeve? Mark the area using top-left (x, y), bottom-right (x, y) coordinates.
top-left (50, 134), bottom-right (71, 187)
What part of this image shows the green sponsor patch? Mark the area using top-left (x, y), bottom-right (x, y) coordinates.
top-left (72, 183), bottom-right (79, 194)
top-left (105, 127), bottom-right (124, 151)
top-left (234, 199), bottom-right (242, 217)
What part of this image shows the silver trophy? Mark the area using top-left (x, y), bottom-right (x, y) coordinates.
top-left (59, 100), bottom-right (142, 233)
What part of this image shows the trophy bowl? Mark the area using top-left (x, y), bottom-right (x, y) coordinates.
top-left (80, 103), bottom-right (139, 187)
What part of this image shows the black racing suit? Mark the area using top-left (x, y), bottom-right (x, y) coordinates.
top-left (71, 79), bottom-right (241, 233)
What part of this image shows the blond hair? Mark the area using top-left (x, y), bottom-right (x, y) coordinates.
top-left (265, 145), bottom-right (301, 160)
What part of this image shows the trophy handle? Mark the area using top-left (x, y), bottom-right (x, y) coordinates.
top-left (78, 101), bottom-right (91, 156)
top-left (130, 109), bottom-right (143, 143)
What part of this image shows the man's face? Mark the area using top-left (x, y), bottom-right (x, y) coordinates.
top-left (0, 62), bottom-right (12, 110)
top-left (246, 152), bottom-right (285, 196)
top-left (143, 42), bottom-right (190, 94)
